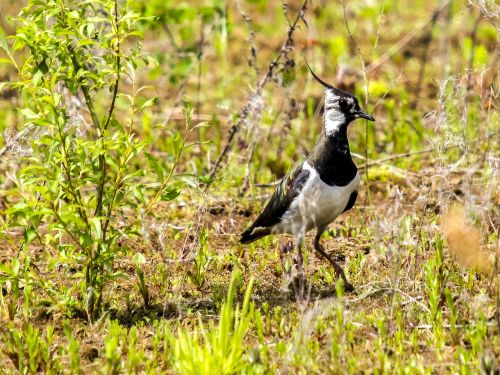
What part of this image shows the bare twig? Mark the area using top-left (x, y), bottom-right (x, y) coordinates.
top-left (438, 0), bottom-right (452, 79)
top-left (163, 111), bottom-right (226, 123)
top-left (205, 0), bottom-right (308, 190)
top-left (241, 137), bottom-right (256, 195)
top-left (180, 204), bottom-right (206, 260)
top-left (162, 23), bottom-right (181, 52)
top-left (359, 129), bottom-right (500, 170)
top-left (466, 12), bottom-right (482, 91)
top-left (358, 146), bottom-right (450, 171)
top-left (238, 4), bottom-right (259, 77)
top-left (372, 0), bottom-right (386, 54)
top-left (195, 21), bottom-right (205, 115)
top-left (345, 286), bottom-right (431, 313)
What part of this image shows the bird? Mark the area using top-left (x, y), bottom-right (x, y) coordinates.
top-left (240, 62), bottom-right (375, 294)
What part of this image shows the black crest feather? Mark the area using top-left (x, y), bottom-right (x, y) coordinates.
top-left (304, 58), bottom-right (333, 89)
top-left (303, 58), bottom-right (354, 99)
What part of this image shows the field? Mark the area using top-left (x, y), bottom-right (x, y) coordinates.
top-left (0, 0), bottom-right (499, 373)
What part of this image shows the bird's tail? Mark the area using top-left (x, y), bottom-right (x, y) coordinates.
top-left (239, 226), bottom-right (271, 244)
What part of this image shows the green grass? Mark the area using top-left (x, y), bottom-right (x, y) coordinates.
top-left (0, 0), bottom-right (499, 373)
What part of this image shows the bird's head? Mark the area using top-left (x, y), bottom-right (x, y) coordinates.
top-left (306, 62), bottom-right (375, 136)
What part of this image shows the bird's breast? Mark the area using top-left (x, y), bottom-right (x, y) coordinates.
top-left (281, 162), bottom-right (360, 233)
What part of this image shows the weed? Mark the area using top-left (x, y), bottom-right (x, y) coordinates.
top-left (168, 271), bottom-right (255, 375)
top-left (187, 228), bottom-right (212, 289)
top-left (1, 323), bottom-right (60, 374)
top-left (133, 253), bottom-right (150, 308)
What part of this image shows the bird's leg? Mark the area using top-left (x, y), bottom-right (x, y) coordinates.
top-left (295, 237), bottom-right (305, 301)
top-left (313, 232), bottom-right (354, 292)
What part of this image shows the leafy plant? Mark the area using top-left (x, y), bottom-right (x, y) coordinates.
top-left (0, 0), bottom-right (498, 372)
top-left (103, 320), bottom-right (125, 375)
top-left (169, 271), bottom-right (255, 375)
top-left (187, 228), bottom-right (212, 289)
top-left (133, 253), bottom-right (150, 308)
top-left (1, 323), bottom-right (60, 374)
top-left (63, 322), bottom-right (81, 375)
top-left (0, 257), bottom-right (34, 321)
top-left (0, 0), bottom-right (183, 320)
top-left (425, 235), bottom-right (447, 349)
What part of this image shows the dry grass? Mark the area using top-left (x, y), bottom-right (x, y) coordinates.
top-left (442, 203), bottom-right (493, 277)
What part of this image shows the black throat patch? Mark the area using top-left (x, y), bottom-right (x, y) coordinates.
top-left (307, 127), bottom-right (357, 187)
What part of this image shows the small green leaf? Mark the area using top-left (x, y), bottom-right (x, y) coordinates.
top-left (20, 108), bottom-right (39, 119)
top-left (0, 26), bottom-right (8, 52)
top-left (133, 185), bottom-right (146, 203)
top-left (172, 131), bottom-right (182, 158)
top-left (80, 232), bottom-right (92, 248)
top-left (192, 121), bottom-right (209, 130)
top-left (0, 58), bottom-right (13, 65)
top-left (23, 225), bottom-right (38, 244)
top-left (140, 97), bottom-right (158, 111)
top-left (145, 152), bottom-right (164, 183)
top-left (161, 187), bottom-right (180, 201)
top-left (77, 38), bottom-right (95, 47)
top-left (32, 70), bottom-right (43, 86)
top-left (133, 253), bottom-right (146, 265)
top-left (91, 218), bottom-right (102, 240)
top-left (197, 175), bottom-right (213, 184)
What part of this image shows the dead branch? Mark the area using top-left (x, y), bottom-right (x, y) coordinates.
top-left (205, 0), bottom-right (308, 191)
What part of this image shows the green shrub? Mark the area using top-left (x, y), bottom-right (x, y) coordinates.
top-left (1, 0), bottom-right (183, 321)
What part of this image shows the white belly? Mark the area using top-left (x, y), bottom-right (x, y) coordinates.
top-left (274, 161), bottom-right (360, 236)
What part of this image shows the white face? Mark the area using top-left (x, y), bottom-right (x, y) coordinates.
top-left (323, 90), bottom-right (356, 136)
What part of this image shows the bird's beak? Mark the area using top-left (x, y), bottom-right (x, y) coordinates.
top-left (356, 111), bottom-right (375, 121)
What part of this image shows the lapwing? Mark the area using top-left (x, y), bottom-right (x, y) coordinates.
top-left (240, 63), bottom-right (375, 293)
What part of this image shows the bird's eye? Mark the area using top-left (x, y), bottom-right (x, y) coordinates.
top-left (338, 99), bottom-right (347, 107)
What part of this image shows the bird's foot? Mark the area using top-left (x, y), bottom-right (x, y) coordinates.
top-left (279, 240), bottom-right (294, 254)
top-left (341, 281), bottom-right (355, 293)
top-left (289, 275), bottom-right (308, 301)
top-left (333, 271), bottom-right (355, 293)
top-left (329, 260), bottom-right (354, 293)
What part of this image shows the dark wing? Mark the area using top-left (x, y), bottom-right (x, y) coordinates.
top-left (342, 191), bottom-right (358, 213)
top-left (240, 162), bottom-right (310, 243)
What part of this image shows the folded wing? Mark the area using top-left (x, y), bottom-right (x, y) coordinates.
top-left (240, 163), bottom-right (310, 244)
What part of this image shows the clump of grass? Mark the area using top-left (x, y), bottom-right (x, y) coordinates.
top-left (167, 271), bottom-right (256, 375)
top-left (441, 204), bottom-right (493, 277)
